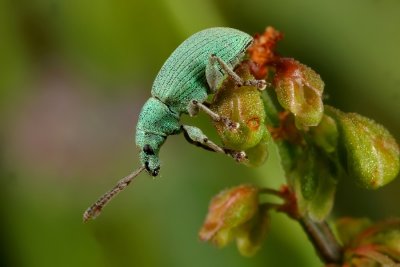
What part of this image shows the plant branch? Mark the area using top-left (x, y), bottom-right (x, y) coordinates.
top-left (300, 216), bottom-right (343, 264)
top-left (270, 185), bottom-right (343, 264)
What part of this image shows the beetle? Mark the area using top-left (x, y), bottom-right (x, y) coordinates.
top-left (83, 27), bottom-right (266, 221)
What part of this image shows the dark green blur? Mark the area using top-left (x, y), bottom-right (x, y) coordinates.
top-left (1, 0), bottom-right (399, 266)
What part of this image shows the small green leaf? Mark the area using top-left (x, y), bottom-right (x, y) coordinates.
top-left (307, 172), bottom-right (336, 222)
top-left (292, 149), bottom-right (337, 222)
top-left (274, 139), bottom-right (301, 173)
top-left (326, 106), bottom-right (400, 189)
top-left (300, 149), bottom-right (318, 200)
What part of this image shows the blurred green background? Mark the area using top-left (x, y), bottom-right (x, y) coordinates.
top-left (1, 0), bottom-right (399, 266)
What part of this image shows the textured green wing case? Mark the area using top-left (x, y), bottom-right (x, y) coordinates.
top-left (151, 27), bottom-right (252, 113)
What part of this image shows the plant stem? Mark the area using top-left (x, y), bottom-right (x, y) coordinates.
top-left (300, 216), bottom-right (343, 264)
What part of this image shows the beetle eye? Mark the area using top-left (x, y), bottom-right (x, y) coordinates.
top-left (143, 144), bottom-right (155, 155)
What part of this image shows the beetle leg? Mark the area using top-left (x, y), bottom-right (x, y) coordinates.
top-left (241, 79), bottom-right (268, 89)
top-left (182, 125), bottom-right (224, 153)
top-left (206, 55), bottom-right (224, 93)
top-left (209, 54), bottom-right (242, 86)
top-left (209, 54), bottom-right (267, 91)
top-left (182, 125), bottom-right (246, 163)
top-left (189, 100), bottom-right (239, 131)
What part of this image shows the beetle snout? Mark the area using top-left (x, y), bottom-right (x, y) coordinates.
top-left (151, 167), bottom-right (160, 177)
top-left (144, 155), bottom-right (161, 177)
top-left (145, 162), bottom-right (160, 177)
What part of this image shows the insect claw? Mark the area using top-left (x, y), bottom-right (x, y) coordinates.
top-left (224, 149), bottom-right (247, 162)
top-left (235, 151), bottom-right (247, 162)
top-left (222, 117), bottom-right (239, 131)
top-left (257, 80), bottom-right (268, 90)
top-left (242, 79), bottom-right (268, 90)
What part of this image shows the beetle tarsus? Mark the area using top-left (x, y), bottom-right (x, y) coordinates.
top-left (243, 79), bottom-right (268, 90)
top-left (224, 149), bottom-right (247, 162)
top-left (209, 54), bottom-right (268, 91)
top-left (221, 117), bottom-right (240, 131)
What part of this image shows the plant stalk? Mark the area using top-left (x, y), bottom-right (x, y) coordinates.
top-left (300, 216), bottom-right (343, 264)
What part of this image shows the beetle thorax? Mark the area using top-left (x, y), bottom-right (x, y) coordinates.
top-left (135, 97), bottom-right (181, 175)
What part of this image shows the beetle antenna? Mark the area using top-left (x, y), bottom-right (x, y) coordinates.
top-left (83, 166), bottom-right (146, 222)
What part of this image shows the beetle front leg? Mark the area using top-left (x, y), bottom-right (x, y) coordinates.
top-left (206, 54), bottom-right (267, 91)
top-left (181, 125), bottom-right (246, 162)
top-left (188, 100), bottom-right (239, 131)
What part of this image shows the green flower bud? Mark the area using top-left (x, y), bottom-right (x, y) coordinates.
top-left (208, 228), bottom-right (234, 248)
top-left (211, 63), bottom-right (270, 167)
top-left (199, 185), bottom-right (259, 247)
top-left (274, 58), bottom-right (324, 129)
top-left (244, 135), bottom-right (269, 167)
top-left (326, 106), bottom-right (400, 189)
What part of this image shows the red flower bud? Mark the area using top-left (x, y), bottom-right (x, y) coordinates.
top-left (199, 185), bottom-right (259, 247)
top-left (274, 58), bottom-right (324, 129)
top-left (338, 218), bottom-right (400, 265)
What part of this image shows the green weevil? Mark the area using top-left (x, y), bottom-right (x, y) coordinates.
top-left (83, 27), bottom-right (266, 221)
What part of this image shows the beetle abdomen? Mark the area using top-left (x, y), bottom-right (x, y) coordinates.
top-left (152, 27), bottom-right (252, 113)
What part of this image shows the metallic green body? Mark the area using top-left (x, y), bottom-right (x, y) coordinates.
top-left (135, 27), bottom-right (253, 175)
